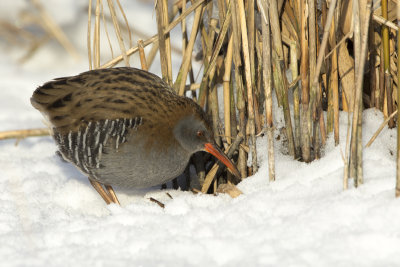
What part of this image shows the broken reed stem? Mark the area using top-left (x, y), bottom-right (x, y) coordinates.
top-left (365, 109), bottom-right (398, 148)
top-left (259, 0), bottom-right (275, 181)
top-left (107, 0), bottom-right (130, 67)
top-left (0, 128), bottom-right (50, 140)
top-left (101, 36), bottom-right (157, 68)
top-left (138, 39), bottom-right (148, 70)
top-left (397, 0), bottom-right (400, 197)
top-left (237, 0), bottom-right (258, 173)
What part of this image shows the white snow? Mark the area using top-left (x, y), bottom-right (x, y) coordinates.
top-left (1, 1), bottom-right (400, 266)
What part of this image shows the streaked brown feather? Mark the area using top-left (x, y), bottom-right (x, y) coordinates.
top-left (31, 67), bottom-right (209, 140)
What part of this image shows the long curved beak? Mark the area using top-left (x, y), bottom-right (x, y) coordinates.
top-left (204, 143), bottom-right (241, 179)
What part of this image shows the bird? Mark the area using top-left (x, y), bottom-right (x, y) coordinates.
top-left (31, 67), bottom-right (241, 205)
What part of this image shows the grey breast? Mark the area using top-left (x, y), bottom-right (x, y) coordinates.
top-left (54, 117), bottom-right (190, 188)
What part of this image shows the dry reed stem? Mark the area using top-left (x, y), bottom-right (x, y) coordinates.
top-left (350, 0), bottom-right (373, 187)
top-left (373, 14), bottom-right (399, 31)
top-left (308, 0), bottom-right (337, 157)
top-left (343, 110), bottom-right (351, 190)
top-left (259, 0), bottom-right (275, 181)
top-left (94, 0), bottom-right (101, 69)
top-left (230, 0), bottom-right (246, 179)
top-left (197, 2), bottom-right (232, 104)
top-left (0, 128), bottom-right (50, 141)
top-left (156, 0), bottom-right (171, 83)
top-left (247, 0), bottom-right (256, 88)
top-left (382, 0), bottom-right (395, 128)
top-left (162, 0), bottom-right (173, 84)
top-left (175, 4), bottom-right (203, 95)
top-left (237, 0), bottom-right (258, 173)
top-left (308, 0), bottom-right (317, 158)
top-left (107, 0), bottom-right (130, 66)
top-left (365, 110), bottom-right (398, 148)
top-left (101, 1), bottom-right (115, 59)
top-left (88, 0), bottom-right (93, 70)
top-left (223, 35), bottom-right (234, 144)
top-left (397, 0), bottom-right (400, 197)
top-left (290, 41), bottom-right (301, 158)
top-left (269, 0), bottom-right (295, 158)
top-left (101, 36), bottom-right (158, 68)
top-left (349, 0), bottom-right (361, 182)
top-left (300, 0), bottom-right (310, 161)
top-left (116, 0), bottom-right (132, 47)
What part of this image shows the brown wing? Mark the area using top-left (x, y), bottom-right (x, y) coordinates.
top-left (31, 67), bottom-right (175, 134)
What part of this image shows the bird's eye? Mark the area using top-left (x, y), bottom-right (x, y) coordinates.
top-left (197, 130), bottom-right (205, 138)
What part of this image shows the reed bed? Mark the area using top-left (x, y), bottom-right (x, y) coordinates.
top-left (2, 0), bottom-right (400, 197)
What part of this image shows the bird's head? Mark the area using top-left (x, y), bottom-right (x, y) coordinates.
top-left (173, 113), bottom-right (241, 179)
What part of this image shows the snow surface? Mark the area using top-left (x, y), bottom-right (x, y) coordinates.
top-left (1, 1), bottom-right (400, 266)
